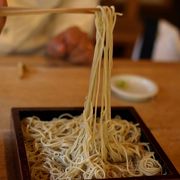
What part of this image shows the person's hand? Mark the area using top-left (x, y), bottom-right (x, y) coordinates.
top-left (0, 0), bottom-right (7, 33)
top-left (46, 26), bottom-right (94, 65)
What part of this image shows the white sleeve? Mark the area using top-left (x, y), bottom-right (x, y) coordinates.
top-left (49, 0), bottom-right (99, 37)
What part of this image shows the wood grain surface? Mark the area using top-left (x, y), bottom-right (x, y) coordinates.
top-left (0, 56), bottom-right (179, 179)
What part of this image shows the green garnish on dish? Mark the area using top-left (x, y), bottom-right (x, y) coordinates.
top-left (116, 80), bottom-right (127, 89)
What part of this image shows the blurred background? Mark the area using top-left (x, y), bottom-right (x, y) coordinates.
top-left (100, 0), bottom-right (180, 61)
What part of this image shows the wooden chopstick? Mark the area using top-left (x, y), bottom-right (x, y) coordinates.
top-left (0, 7), bottom-right (100, 16)
top-left (0, 7), bottom-right (123, 16)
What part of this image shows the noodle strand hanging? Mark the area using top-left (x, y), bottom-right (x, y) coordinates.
top-left (22, 6), bottom-right (162, 179)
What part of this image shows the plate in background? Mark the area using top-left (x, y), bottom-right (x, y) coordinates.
top-left (111, 74), bottom-right (159, 101)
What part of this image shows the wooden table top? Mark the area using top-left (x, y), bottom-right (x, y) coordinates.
top-left (0, 56), bottom-right (180, 179)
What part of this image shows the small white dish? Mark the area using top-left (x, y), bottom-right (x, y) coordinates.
top-left (111, 74), bottom-right (159, 101)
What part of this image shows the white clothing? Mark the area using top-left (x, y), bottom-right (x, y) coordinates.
top-left (0, 0), bottom-right (99, 54)
top-left (132, 20), bottom-right (180, 62)
top-left (152, 20), bottom-right (180, 62)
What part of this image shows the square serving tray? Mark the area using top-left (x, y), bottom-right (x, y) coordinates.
top-left (11, 107), bottom-right (180, 180)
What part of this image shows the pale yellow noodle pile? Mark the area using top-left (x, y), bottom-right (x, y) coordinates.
top-left (22, 6), bottom-right (162, 180)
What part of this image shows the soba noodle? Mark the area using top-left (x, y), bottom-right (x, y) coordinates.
top-left (22, 6), bottom-right (162, 179)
